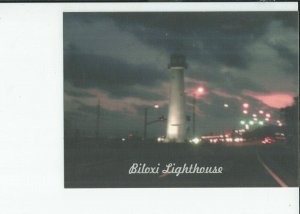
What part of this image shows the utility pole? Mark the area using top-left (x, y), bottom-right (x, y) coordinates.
top-left (96, 98), bottom-right (100, 139)
top-left (143, 108), bottom-right (148, 140)
top-left (192, 93), bottom-right (196, 137)
top-left (192, 87), bottom-right (204, 138)
top-left (143, 105), bottom-right (161, 141)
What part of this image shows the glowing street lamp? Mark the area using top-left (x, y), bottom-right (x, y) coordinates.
top-left (192, 86), bottom-right (205, 137)
top-left (259, 110), bottom-right (264, 114)
top-left (243, 110), bottom-right (248, 114)
top-left (197, 87), bottom-right (205, 94)
top-left (224, 103), bottom-right (229, 108)
top-left (243, 103), bottom-right (249, 108)
top-left (143, 104), bottom-right (160, 140)
top-left (240, 120), bottom-right (246, 125)
top-left (249, 120), bottom-right (254, 125)
top-left (258, 121), bottom-right (264, 125)
top-left (266, 113), bottom-right (271, 118)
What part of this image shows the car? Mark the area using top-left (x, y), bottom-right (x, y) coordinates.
top-left (261, 137), bottom-right (275, 144)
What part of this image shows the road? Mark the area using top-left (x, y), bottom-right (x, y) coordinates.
top-left (64, 139), bottom-right (298, 188)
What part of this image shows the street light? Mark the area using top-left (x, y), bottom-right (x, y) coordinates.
top-left (197, 87), bottom-right (205, 94)
top-left (192, 87), bottom-right (205, 137)
top-left (143, 105), bottom-right (160, 140)
top-left (143, 105), bottom-right (166, 141)
top-left (243, 103), bottom-right (249, 108)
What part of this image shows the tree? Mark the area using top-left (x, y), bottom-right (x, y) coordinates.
top-left (280, 96), bottom-right (299, 148)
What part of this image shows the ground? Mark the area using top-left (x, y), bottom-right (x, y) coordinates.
top-left (64, 138), bottom-right (298, 188)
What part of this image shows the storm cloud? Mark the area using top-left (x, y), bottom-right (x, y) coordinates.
top-left (63, 12), bottom-right (298, 137)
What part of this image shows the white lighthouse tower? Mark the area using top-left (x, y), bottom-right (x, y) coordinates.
top-left (166, 54), bottom-right (187, 143)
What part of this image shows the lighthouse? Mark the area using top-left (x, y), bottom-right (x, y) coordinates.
top-left (166, 54), bottom-right (187, 143)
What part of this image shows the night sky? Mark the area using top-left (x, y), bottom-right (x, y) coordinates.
top-left (63, 12), bottom-right (298, 138)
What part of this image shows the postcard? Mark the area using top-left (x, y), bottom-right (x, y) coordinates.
top-left (63, 11), bottom-right (298, 188)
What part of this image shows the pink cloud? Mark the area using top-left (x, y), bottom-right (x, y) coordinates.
top-left (243, 91), bottom-right (295, 109)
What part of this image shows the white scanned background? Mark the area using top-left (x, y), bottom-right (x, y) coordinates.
top-left (0, 3), bottom-right (298, 214)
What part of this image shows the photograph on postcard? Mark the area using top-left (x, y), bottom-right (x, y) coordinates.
top-left (63, 12), bottom-right (299, 188)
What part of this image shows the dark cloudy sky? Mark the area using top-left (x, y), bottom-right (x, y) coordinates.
top-left (63, 12), bottom-right (298, 138)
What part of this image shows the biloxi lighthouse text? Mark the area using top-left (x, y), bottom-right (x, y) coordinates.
top-left (129, 163), bottom-right (223, 176)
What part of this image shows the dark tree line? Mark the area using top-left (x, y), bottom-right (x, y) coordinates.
top-left (280, 96), bottom-right (299, 148)
top-left (243, 97), bottom-right (298, 148)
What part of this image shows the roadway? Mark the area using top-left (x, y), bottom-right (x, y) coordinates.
top-left (64, 139), bottom-right (298, 188)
